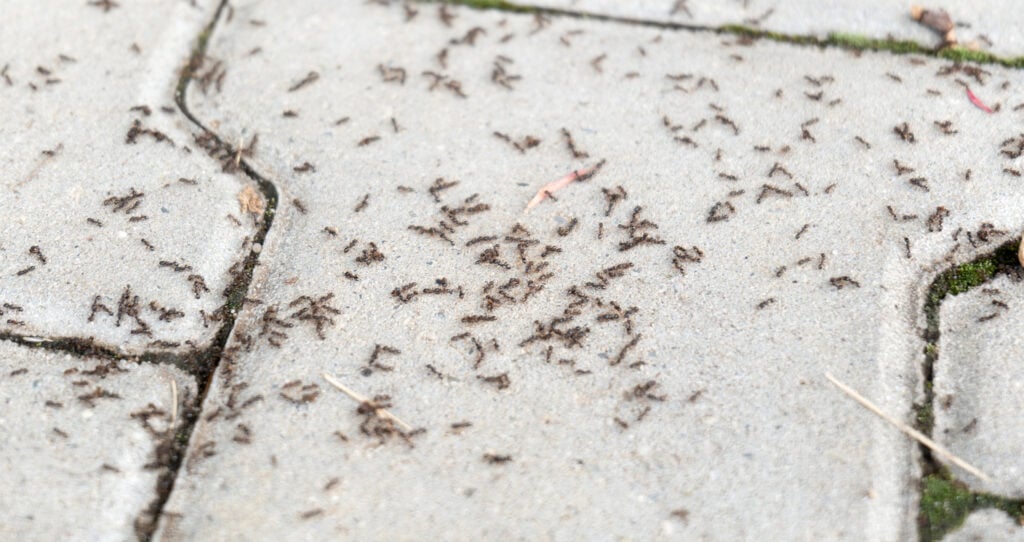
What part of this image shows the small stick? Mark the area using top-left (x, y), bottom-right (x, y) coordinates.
top-left (525, 161), bottom-right (602, 212)
top-left (235, 137), bottom-right (243, 168)
top-left (170, 379), bottom-right (178, 427)
top-left (322, 373), bottom-right (412, 431)
top-left (825, 372), bottom-right (991, 482)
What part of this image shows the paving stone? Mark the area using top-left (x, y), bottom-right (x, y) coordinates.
top-left (936, 273), bottom-right (1024, 497)
top-left (946, 509), bottom-right (1024, 542)
top-left (0, 0), bottom-right (262, 354)
top-left (0, 341), bottom-right (194, 540)
top-left (158, 1), bottom-right (1024, 539)
top-left (528, 0), bottom-right (1024, 58)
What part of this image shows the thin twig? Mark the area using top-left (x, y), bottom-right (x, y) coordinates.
top-left (825, 372), bottom-right (991, 482)
top-left (525, 160), bottom-right (604, 212)
top-left (170, 379), bottom-right (178, 427)
top-left (234, 137), bottom-right (243, 168)
top-left (322, 373), bottom-right (412, 431)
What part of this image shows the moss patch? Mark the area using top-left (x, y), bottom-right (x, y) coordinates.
top-left (941, 259), bottom-right (997, 297)
top-left (926, 241), bottom-right (1018, 316)
top-left (828, 32), bottom-right (928, 55)
top-left (437, 0), bottom-right (535, 12)
top-left (718, 25), bottom-right (819, 46)
top-left (921, 472), bottom-right (1024, 540)
top-left (921, 473), bottom-right (974, 540)
top-left (913, 401), bottom-right (934, 435)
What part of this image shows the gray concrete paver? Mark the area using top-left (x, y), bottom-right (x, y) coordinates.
top-left (946, 509), bottom-right (1024, 542)
top-left (936, 273), bottom-right (1024, 497)
top-left (0, 0), bottom-right (261, 354)
top-left (0, 342), bottom-right (194, 541)
top-left (153, 1), bottom-right (1024, 540)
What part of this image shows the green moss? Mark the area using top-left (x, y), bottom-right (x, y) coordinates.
top-left (921, 474), bottom-right (974, 540)
top-left (920, 472), bottom-right (1024, 540)
top-left (925, 255), bottom-right (1002, 333)
top-left (439, 0), bottom-right (534, 12)
top-left (976, 495), bottom-right (1024, 523)
top-left (946, 260), bottom-right (996, 296)
top-left (719, 24), bottom-right (819, 46)
top-left (937, 46), bottom-right (1024, 68)
top-left (826, 32), bottom-right (873, 49)
top-left (712, 26), bottom-right (1024, 69)
top-left (914, 402), bottom-right (934, 434)
top-left (827, 32), bottom-right (926, 55)
top-left (939, 46), bottom-right (997, 64)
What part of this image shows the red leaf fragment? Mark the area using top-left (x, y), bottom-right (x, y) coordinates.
top-left (966, 87), bottom-right (993, 114)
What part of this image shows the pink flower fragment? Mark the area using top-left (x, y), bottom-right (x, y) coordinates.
top-left (966, 87), bottom-right (993, 113)
top-left (525, 160), bottom-right (606, 211)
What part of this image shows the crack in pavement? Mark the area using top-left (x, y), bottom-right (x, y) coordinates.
top-left (135, 0), bottom-right (281, 537)
top-left (4, 0), bottom-right (1023, 538)
top-left (0, 0), bottom-right (277, 538)
top-left (429, 0), bottom-right (1024, 68)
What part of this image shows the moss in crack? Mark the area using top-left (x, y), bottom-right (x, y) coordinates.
top-left (734, 28), bottom-right (1024, 68)
top-left (718, 25), bottom-right (820, 46)
top-left (939, 46), bottom-right (1024, 68)
top-left (921, 470), bottom-right (1024, 540)
top-left (828, 32), bottom-right (929, 55)
top-left (918, 239), bottom-right (1022, 540)
top-left (913, 401), bottom-right (934, 436)
top-left (939, 259), bottom-right (997, 297)
top-left (921, 472), bottom-right (974, 540)
top-left (435, 0), bottom-right (1024, 68)
top-left (924, 242), bottom-right (1017, 338)
top-left (441, 0), bottom-right (535, 12)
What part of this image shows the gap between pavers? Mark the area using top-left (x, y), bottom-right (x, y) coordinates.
top-left (0, 0), bottom-right (262, 356)
top-left (482, 0), bottom-right (1024, 60)
top-left (0, 341), bottom-right (194, 540)
top-left (155, 0), bottom-right (1024, 539)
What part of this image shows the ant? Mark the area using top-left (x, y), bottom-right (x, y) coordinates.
top-left (288, 71), bottom-right (319, 92)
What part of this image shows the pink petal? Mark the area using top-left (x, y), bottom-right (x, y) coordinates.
top-left (966, 87), bottom-right (993, 114)
top-left (525, 165), bottom-right (596, 211)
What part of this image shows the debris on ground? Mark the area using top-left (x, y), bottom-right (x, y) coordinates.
top-left (525, 160), bottom-right (606, 211)
top-left (825, 372), bottom-right (990, 482)
top-left (237, 185), bottom-right (265, 215)
top-left (910, 5), bottom-right (957, 47)
top-left (965, 87), bottom-right (994, 113)
top-left (322, 373), bottom-right (423, 446)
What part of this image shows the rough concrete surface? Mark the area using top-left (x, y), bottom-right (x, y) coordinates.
top-left (0, 341), bottom-right (193, 541)
top-left (0, 0), bottom-right (261, 354)
top-left (3, 0), bottom-right (1024, 540)
top-left (946, 509), bottom-right (1024, 542)
top-left (528, 0), bottom-right (1024, 58)
top-left (147, 1), bottom-right (1024, 540)
top-left (936, 273), bottom-right (1024, 498)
